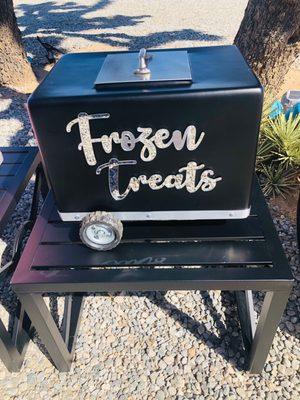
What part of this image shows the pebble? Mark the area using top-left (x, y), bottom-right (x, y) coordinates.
top-left (158, 360), bottom-right (167, 369)
top-left (156, 376), bottom-right (165, 387)
top-left (27, 374), bottom-right (36, 385)
top-left (285, 321), bottom-right (294, 332)
top-left (188, 347), bottom-right (196, 358)
top-left (163, 355), bottom-right (174, 365)
top-left (265, 364), bottom-right (272, 373)
top-left (156, 390), bottom-right (165, 400)
top-left (172, 376), bottom-right (185, 389)
top-left (168, 386), bottom-right (177, 396)
top-left (181, 357), bottom-right (188, 365)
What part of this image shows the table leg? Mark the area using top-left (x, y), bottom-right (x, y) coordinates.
top-left (61, 294), bottom-right (84, 355)
top-left (0, 318), bottom-right (21, 371)
top-left (0, 302), bottom-right (31, 372)
top-left (235, 290), bottom-right (256, 352)
top-left (249, 288), bottom-right (292, 374)
top-left (18, 293), bottom-right (83, 372)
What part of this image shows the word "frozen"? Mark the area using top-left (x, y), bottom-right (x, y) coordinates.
top-left (66, 112), bottom-right (205, 165)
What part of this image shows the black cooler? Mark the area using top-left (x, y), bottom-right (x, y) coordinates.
top-left (28, 45), bottom-right (263, 250)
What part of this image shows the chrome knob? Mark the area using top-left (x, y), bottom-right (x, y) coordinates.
top-left (134, 48), bottom-right (151, 75)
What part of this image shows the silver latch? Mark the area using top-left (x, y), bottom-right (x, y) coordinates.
top-left (94, 49), bottom-right (192, 89)
top-left (134, 48), bottom-right (151, 76)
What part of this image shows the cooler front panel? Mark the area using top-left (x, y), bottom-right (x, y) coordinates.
top-left (29, 88), bottom-right (262, 215)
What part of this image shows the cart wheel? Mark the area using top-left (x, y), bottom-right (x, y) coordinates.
top-left (80, 212), bottom-right (123, 251)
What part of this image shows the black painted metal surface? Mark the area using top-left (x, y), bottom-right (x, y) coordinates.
top-left (28, 45), bottom-right (263, 217)
top-left (0, 146), bottom-right (40, 372)
top-left (11, 177), bottom-right (293, 292)
top-left (0, 147), bottom-right (39, 232)
top-left (11, 176), bottom-right (293, 373)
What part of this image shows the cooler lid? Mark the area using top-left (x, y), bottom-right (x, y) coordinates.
top-left (28, 46), bottom-right (262, 100)
top-left (94, 48), bottom-right (192, 89)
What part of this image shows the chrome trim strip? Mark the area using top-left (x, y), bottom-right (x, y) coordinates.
top-left (58, 208), bottom-right (251, 222)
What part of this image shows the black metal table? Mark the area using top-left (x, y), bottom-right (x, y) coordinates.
top-left (0, 147), bottom-right (40, 371)
top-left (11, 177), bottom-right (293, 374)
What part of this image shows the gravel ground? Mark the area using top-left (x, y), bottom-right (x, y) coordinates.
top-left (0, 1), bottom-right (299, 399)
top-left (14, 0), bottom-right (247, 63)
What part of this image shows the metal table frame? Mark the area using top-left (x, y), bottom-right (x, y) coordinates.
top-left (0, 147), bottom-right (41, 372)
top-left (11, 177), bottom-right (293, 373)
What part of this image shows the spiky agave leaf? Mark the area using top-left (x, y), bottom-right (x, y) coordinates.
top-left (260, 163), bottom-right (298, 198)
top-left (256, 135), bottom-right (275, 170)
top-left (256, 96), bottom-right (279, 170)
top-left (260, 96), bottom-right (275, 133)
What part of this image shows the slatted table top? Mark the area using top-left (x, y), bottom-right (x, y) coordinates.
top-left (0, 147), bottom-right (40, 233)
top-left (11, 177), bottom-right (293, 294)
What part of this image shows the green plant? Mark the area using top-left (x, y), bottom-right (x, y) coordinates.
top-left (264, 113), bottom-right (300, 168)
top-left (260, 163), bottom-right (298, 198)
top-left (256, 102), bottom-right (300, 198)
top-left (256, 135), bottom-right (275, 170)
top-left (260, 97), bottom-right (274, 132)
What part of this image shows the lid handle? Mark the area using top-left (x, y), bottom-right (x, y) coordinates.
top-left (134, 48), bottom-right (151, 76)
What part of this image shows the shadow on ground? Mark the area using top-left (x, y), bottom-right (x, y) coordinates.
top-left (0, 87), bottom-right (34, 147)
top-left (146, 290), bottom-right (246, 370)
top-left (16, 0), bottom-right (222, 63)
top-left (48, 290), bottom-right (245, 371)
